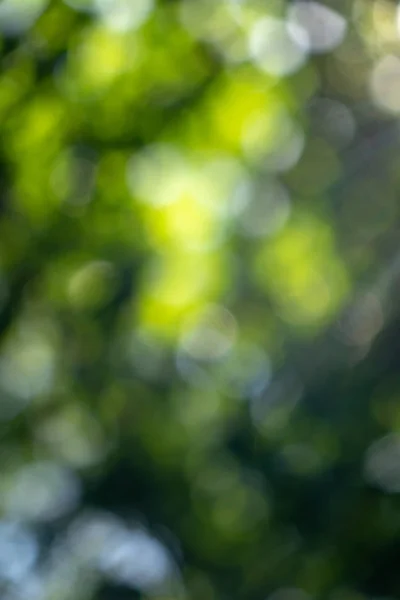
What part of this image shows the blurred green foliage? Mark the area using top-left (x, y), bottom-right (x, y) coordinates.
top-left (1, 1), bottom-right (400, 599)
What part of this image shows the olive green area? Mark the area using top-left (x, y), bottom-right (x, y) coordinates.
top-left (1, 1), bottom-right (400, 599)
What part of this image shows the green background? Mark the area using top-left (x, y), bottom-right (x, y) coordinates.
top-left (1, 1), bottom-right (400, 599)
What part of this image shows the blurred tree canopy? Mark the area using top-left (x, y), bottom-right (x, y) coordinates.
top-left (1, 1), bottom-right (400, 599)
